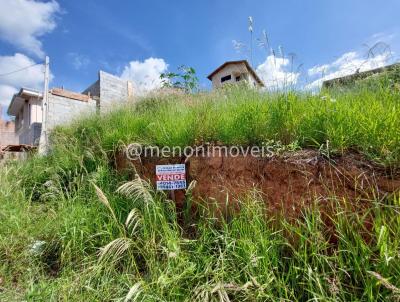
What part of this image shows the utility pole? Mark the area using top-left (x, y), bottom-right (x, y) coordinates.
top-left (38, 56), bottom-right (49, 155)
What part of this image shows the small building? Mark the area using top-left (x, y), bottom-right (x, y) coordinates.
top-left (6, 70), bottom-right (133, 147)
top-left (207, 60), bottom-right (264, 89)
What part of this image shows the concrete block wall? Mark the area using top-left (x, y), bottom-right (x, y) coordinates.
top-left (81, 70), bottom-right (134, 113)
top-left (47, 93), bottom-right (97, 130)
top-left (82, 79), bottom-right (100, 98)
top-left (98, 71), bottom-right (132, 112)
top-left (0, 131), bottom-right (18, 147)
top-left (0, 118), bottom-right (18, 147)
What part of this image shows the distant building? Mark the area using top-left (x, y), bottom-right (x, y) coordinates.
top-left (207, 60), bottom-right (264, 89)
top-left (6, 70), bottom-right (133, 147)
top-left (322, 62), bottom-right (400, 89)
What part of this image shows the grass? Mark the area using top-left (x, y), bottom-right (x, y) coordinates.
top-left (0, 84), bottom-right (400, 301)
top-left (56, 84), bottom-right (400, 165)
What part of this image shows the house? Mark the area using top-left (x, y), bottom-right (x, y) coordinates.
top-left (7, 88), bottom-right (44, 146)
top-left (7, 87), bottom-right (98, 146)
top-left (207, 60), bottom-right (264, 89)
top-left (6, 70), bottom-right (133, 147)
top-left (322, 62), bottom-right (400, 89)
top-left (0, 105), bottom-right (18, 149)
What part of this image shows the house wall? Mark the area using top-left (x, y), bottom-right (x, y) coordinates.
top-left (15, 102), bottom-right (29, 142)
top-left (19, 122), bottom-right (41, 145)
top-left (14, 106), bottom-right (24, 132)
top-left (247, 73), bottom-right (259, 88)
top-left (30, 99), bottom-right (42, 124)
top-left (82, 79), bottom-right (100, 98)
top-left (13, 97), bottom-right (43, 146)
top-left (211, 63), bottom-right (248, 89)
top-left (46, 93), bottom-right (97, 130)
top-left (211, 63), bottom-right (261, 89)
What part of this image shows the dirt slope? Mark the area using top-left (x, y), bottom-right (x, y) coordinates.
top-left (115, 149), bottom-right (400, 218)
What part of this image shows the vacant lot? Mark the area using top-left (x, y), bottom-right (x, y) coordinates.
top-left (0, 86), bottom-right (399, 301)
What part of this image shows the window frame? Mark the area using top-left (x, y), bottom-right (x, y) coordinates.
top-left (221, 74), bottom-right (232, 83)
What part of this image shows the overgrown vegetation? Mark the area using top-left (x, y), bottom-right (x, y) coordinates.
top-left (0, 85), bottom-right (399, 301)
top-left (323, 65), bottom-right (400, 93)
top-left (60, 84), bottom-right (399, 165)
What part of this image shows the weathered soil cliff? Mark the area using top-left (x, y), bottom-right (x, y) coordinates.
top-left (115, 149), bottom-right (400, 219)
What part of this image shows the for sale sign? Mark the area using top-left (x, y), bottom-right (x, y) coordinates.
top-left (156, 164), bottom-right (187, 190)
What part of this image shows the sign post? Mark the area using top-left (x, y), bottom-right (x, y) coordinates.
top-left (156, 164), bottom-right (186, 191)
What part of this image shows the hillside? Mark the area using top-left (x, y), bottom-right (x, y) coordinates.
top-left (0, 86), bottom-right (400, 301)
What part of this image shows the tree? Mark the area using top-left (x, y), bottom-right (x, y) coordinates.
top-left (160, 65), bottom-right (199, 93)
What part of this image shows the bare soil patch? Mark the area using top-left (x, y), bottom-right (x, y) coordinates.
top-left (115, 149), bottom-right (400, 218)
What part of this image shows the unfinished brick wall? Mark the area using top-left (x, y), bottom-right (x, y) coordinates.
top-left (47, 91), bottom-right (97, 130)
top-left (82, 71), bottom-right (133, 113)
top-left (98, 71), bottom-right (132, 112)
top-left (0, 110), bottom-right (18, 148)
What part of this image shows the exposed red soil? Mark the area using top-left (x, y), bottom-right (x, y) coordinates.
top-left (115, 149), bottom-right (400, 220)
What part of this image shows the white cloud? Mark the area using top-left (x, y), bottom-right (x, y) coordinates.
top-left (0, 53), bottom-right (46, 114)
top-left (0, 0), bottom-right (60, 58)
top-left (0, 85), bottom-right (17, 107)
top-left (256, 55), bottom-right (300, 89)
top-left (308, 64), bottom-right (330, 77)
top-left (306, 50), bottom-right (394, 90)
top-left (120, 57), bottom-right (168, 94)
top-left (68, 52), bottom-right (90, 70)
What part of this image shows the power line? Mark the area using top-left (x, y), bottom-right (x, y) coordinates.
top-left (0, 62), bottom-right (44, 77)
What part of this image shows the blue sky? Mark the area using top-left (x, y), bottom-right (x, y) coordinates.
top-left (0, 0), bottom-right (399, 118)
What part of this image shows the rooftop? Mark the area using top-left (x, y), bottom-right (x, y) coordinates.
top-left (7, 88), bottom-right (42, 116)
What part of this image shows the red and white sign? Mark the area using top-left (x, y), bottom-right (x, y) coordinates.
top-left (156, 164), bottom-right (186, 190)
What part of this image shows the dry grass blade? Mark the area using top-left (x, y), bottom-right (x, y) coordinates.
top-left (125, 208), bottom-right (142, 236)
top-left (124, 281), bottom-right (143, 302)
top-left (186, 180), bottom-right (197, 193)
top-left (92, 182), bottom-right (119, 225)
top-left (368, 271), bottom-right (400, 294)
top-left (99, 237), bottom-right (132, 263)
top-left (117, 174), bottom-right (154, 204)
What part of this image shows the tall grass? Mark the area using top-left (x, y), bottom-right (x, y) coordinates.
top-left (0, 85), bottom-right (399, 301)
top-left (1, 165), bottom-right (399, 301)
top-left (55, 84), bottom-right (400, 166)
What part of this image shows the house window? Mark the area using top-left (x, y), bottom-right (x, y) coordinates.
top-left (221, 75), bottom-right (231, 83)
top-left (235, 75), bottom-right (241, 82)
